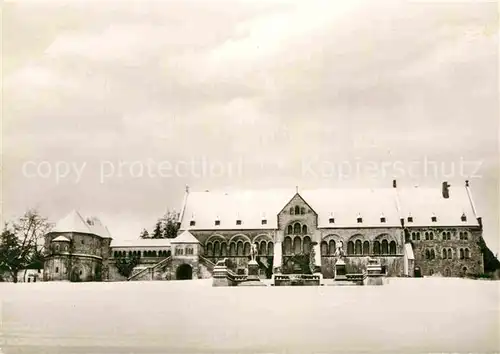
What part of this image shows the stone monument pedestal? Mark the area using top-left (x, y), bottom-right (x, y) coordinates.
top-left (365, 258), bottom-right (384, 286)
top-left (335, 259), bottom-right (347, 281)
top-left (239, 260), bottom-right (266, 286)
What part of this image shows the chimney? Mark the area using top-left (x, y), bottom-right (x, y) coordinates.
top-left (392, 179), bottom-right (397, 188)
top-left (477, 217), bottom-right (483, 230)
top-left (442, 181), bottom-right (450, 199)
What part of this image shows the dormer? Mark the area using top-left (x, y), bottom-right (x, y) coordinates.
top-left (407, 213), bottom-right (413, 223)
top-left (431, 213), bottom-right (437, 223)
top-left (189, 213), bottom-right (196, 227)
top-left (329, 212), bottom-right (335, 224)
top-left (215, 216), bottom-right (220, 226)
top-left (261, 212), bottom-right (267, 225)
top-left (357, 212), bottom-right (363, 223)
top-left (461, 212), bottom-right (467, 222)
top-left (380, 213), bottom-right (386, 223)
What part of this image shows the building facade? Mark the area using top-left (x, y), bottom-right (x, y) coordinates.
top-left (42, 181), bottom-right (484, 282)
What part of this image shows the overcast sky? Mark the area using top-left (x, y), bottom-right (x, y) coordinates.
top-left (2, 0), bottom-right (498, 253)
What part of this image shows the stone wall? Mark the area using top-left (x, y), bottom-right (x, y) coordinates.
top-left (321, 256), bottom-right (404, 278)
top-left (410, 226), bottom-right (483, 277)
top-left (44, 255), bottom-right (102, 282)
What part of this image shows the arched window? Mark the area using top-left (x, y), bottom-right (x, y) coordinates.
top-left (259, 241), bottom-right (267, 255)
top-left (425, 232), bottom-right (429, 240)
top-left (287, 225), bottom-right (293, 235)
top-left (363, 241), bottom-right (370, 255)
top-left (429, 269), bottom-right (434, 276)
top-left (462, 267), bottom-right (468, 276)
top-left (237, 241), bottom-right (244, 256)
top-left (293, 236), bottom-right (302, 254)
top-left (114, 251), bottom-right (118, 258)
top-left (302, 225), bottom-right (308, 234)
top-left (129, 251), bottom-right (132, 257)
top-left (206, 243), bottom-right (213, 257)
top-left (429, 232), bottom-right (434, 240)
top-left (284, 237), bottom-right (292, 255)
top-left (464, 232), bottom-right (468, 240)
top-left (290, 207), bottom-right (294, 215)
top-left (447, 248), bottom-right (452, 259)
top-left (425, 249), bottom-right (430, 259)
top-left (303, 236), bottom-right (311, 254)
top-left (381, 240), bottom-right (389, 255)
top-left (347, 241), bottom-right (354, 255)
top-left (229, 242), bottom-right (236, 256)
top-left (214, 241), bottom-right (220, 257)
top-left (221, 242), bottom-right (227, 257)
top-left (373, 241), bottom-right (381, 255)
top-left (293, 223), bottom-right (301, 234)
top-left (244, 242), bottom-right (250, 256)
top-left (300, 207), bottom-right (305, 215)
top-left (442, 249), bottom-right (447, 259)
top-left (445, 268), bottom-right (451, 277)
top-left (329, 240), bottom-right (336, 256)
top-left (152, 251), bottom-right (157, 257)
top-left (321, 241), bottom-right (328, 256)
top-left (355, 240), bottom-right (362, 255)
top-left (460, 248), bottom-right (464, 259)
top-left (294, 206), bottom-right (300, 215)
top-left (465, 248), bottom-right (470, 259)
top-left (389, 241), bottom-right (396, 255)
top-left (416, 232), bottom-right (421, 241)
top-left (411, 232), bottom-right (416, 241)
top-left (267, 242), bottom-right (274, 256)
top-left (430, 249), bottom-right (435, 259)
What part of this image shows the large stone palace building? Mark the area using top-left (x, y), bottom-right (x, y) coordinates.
top-left (43, 180), bottom-right (484, 281)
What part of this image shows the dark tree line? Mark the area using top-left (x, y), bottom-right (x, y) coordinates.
top-left (139, 210), bottom-right (180, 239)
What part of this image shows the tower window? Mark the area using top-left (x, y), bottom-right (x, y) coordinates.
top-left (190, 220), bottom-right (196, 226)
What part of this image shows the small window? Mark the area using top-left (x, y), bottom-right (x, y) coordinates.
top-left (431, 216), bottom-right (437, 222)
top-left (380, 217), bottom-right (386, 223)
top-left (294, 206), bottom-right (300, 215)
top-left (290, 207), bottom-right (294, 215)
top-left (215, 220), bottom-right (220, 226)
top-left (236, 220), bottom-right (242, 225)
top-left (407, 216), bottom-right (413, 223)
top-left (329, 218), bottom-right (335, 224)
top-left (300, 207), bottom-right (305, 215)
top-left (55, 267), bottom-right (59, 273)
top-left (357, 217), bottom-right (362, 223)
top-left (190, 220), bottom-right (196, 226)
top-left (461, 213), bottom-right (467, 222)
top-left (81, 239), bottom-right (85, 244)
top-left (429, 269), bottom-right (434, 276)
top-left (261, 219), bottom-right (267, 225)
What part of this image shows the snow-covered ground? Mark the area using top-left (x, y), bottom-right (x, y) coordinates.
top-left (1, 278), bottom-right (499, 353)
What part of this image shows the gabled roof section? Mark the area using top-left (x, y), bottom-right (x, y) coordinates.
top-left (52, 210), bottom-right (112, 238)
top-left (171, 230), bottom-right (200, 244)
top-left (278, 192), bottom-right (318, 216)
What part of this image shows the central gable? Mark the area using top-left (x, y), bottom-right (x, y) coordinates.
top-left (278, 193), bottom-right (318, 230)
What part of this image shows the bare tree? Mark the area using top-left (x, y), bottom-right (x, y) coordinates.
top-left (0, 209), bottom-right (52, 282)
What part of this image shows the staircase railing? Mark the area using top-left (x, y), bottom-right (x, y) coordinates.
top-left (127, 256), bottom-right (172, 281)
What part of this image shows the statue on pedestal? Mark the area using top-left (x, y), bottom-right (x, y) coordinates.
top-left (250, 243), bottom-right (258, 262)
top-left (334, 240), bottom-right (345, 260)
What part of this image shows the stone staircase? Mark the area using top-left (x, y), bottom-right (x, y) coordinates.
top-left (127, 256), bottom-right (172, 281)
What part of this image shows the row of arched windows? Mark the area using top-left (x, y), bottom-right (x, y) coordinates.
top-left (290, 206), bottom-right (307, 215)
top-left (411, 231), bottom-right (470, 241)
top-left (320, 239), bottom-right (398, 256)
top-left (286, 223), bottom-right (308, 235)
top-left (205, 240), bottom-right (274, 257)
top-left (175, 247), bottom-right (194, 256)
top-left (424, 247), bottom-right (471, 260)
top-left (113, 250), bottom-right (170, 258)
top-left (283, 236), bottom-right (311, 255)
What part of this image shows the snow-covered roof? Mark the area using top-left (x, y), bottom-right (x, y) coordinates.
top-left (179, 185), bottom-right (479, 230)
top-left (52, 235), bottom-right (70, 242)
top-left (111, 238), bottom-right (172, 248)
top-left (52, 210), bottom-right (112, 238)
top-left (171, 230), bottom-right (200, 244)
top-left (398, 186), bottom-right (478, 227)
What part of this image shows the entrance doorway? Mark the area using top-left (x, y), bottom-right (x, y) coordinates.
top-left (414, 266), bottom-right (422, 278)
top-left (71, 268), bottom-right (83, 282)
top-left (176, 264), bottom-right (193, 280)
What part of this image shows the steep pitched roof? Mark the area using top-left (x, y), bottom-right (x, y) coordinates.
top-left (52, 210), bottom-right (112, 238)
top-left (179, 185), bottom-right (479, 230)
top-left (52, 235), bottom-right (70, 242)
top-left (171, 230), bottom-right (200, 244)
top-left (398, 186), bottom-right (478, 227)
